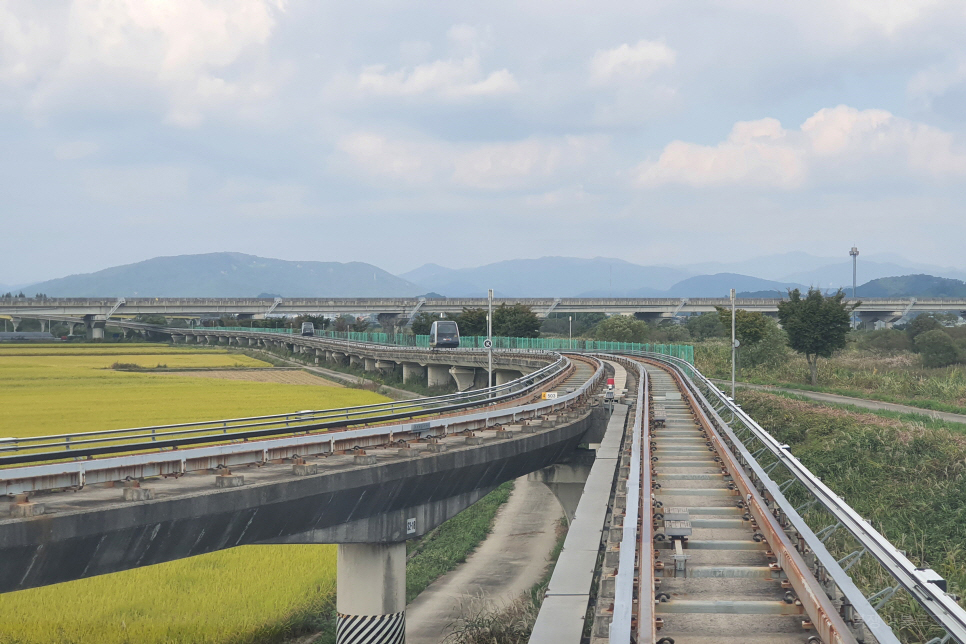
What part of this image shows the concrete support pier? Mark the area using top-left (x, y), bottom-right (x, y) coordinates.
top-left (427, 364), bottom-right (449, 388)
top-left (402, 363), bottom-right (426, 384)
top-left (337, 542), bottom-right (407, 644)
top-left (449, 366), bottom-right (476, 392)
top-left (364, 358), bottom-right (378, 372)
top-left (495, 369), bottom-right (519, 386)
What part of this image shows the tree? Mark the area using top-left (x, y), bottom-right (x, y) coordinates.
top-left (686, 312), bottom-right (725, 341)
top-left (493, 304), bottom-right (541, 338)
top-left (907, 315), bottom-right (944, 347)
top-left (410, 312), bottom-right (441, 335)
top-left (376, 313), bottom-right (400, 335)
top-left (716, 307), bottom-right (769, 345)
top-left (594, 316), bottom-right (650, 343)
top-left (332, 315), bottom-right (354, 333)
top-left (777, 288), bottom-right (853, 385)
top-left (915, 329), bottom-right (960, 368)
top-left (350, 317), bottom-right (370, 332)
top-left (455, 308), bottom-right (488, 336)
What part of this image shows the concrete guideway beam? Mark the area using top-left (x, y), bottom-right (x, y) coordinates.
top-left (337, 542), bottom-right (406, 644)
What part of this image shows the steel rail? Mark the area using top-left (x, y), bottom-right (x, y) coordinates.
top-left (633, 351), bottom-right (966, 644)
top-left (1, 357), bottom-right (605, 496)
top-left (606, 356), bottom-right (653, 644)
top-left (0, 354), bottom-right (567, 457)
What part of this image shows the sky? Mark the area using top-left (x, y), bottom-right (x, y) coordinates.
top-left (2, 0), bottom-right (966, 285)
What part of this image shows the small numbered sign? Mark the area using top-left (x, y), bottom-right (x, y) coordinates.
top-left (542, 392), bottom-right (558, 400)
top-left (407, 518), bottom-right (416, 534)
top-left (483, 339), bottom-right (493, 349)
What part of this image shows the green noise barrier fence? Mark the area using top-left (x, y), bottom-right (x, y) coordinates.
top-left (202, 326), bottom-right (694, 365)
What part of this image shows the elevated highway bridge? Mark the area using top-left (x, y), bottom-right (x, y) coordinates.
top-left (1, 327), bottom-right (964, 644)
top-left (3, 296), bottom-right (965, 338)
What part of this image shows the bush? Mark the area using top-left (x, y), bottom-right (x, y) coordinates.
top-left (915, 330), bottom-right (961, 368)
top-left (739, 318), bottom-right (789, 369)
top-left (859, 329), bottom-right (912, 353)
top-left (907, 315), bottom-right (944, 347)
top-left (686, 312), bottom-right (725, 341)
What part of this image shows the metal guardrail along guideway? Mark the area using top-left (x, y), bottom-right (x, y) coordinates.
top-left (607, 352), bottom-right (966, 644)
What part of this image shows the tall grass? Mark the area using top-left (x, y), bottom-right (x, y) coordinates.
top-left (738, 391), bottom-right (966, 642)
top-left (697, 339), bottom-right (966, 413)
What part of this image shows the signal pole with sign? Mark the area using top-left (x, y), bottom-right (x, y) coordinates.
top-left (487, 288), bottom-right (493, 391)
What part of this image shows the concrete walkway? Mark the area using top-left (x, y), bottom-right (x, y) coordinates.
top-left (715, 379), bottom-right (966, 425)
top-left (406, 475), bottom-right (564, 644)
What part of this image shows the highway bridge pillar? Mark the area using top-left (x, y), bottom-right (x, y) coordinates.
top-left (349, 355), bottom-right (363, 369)
top-left (364, 358), bottom-right (378, 372)
top-left (449, 366), bottom-right (476, 392)
top-left (375, 360), bottom-right (395, 375)
top-left (87, 318), bottom-right (105, 340)
top-left (402, 362), bottom-right (425, 384)
top-left (336, 542), bottom-right (406, 644)
top-left (331, 352), bottom-right (347, 366)
top-left (495, 369), bottom-right (520, 386)
top-left (427, 364), bottom-right (449, 388)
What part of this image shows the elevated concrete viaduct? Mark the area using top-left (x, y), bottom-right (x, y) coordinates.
top-left (4, 296), bottom-right (966, 327)
top-left (164, 327), bottom-right (540, 391)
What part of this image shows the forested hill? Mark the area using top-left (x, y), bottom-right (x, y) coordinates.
top-left (23, 253), bottom-right (422, 298)
top-left (857, 274), bottom-right (966, 298)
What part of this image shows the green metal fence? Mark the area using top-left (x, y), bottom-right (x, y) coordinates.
top-left (203, 326), bottom-right (694, 365)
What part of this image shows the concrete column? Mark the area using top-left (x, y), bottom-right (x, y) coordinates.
top-left (90, 320), bottom-right (105, 340)
top-left (427, 364), bottom-right (450, 388)
top-left (365, 358), bottom-right (378, 372)
top-left (402, 363), bottom-right (426, 384)
top-left (449, 366), bottom-right (476, 392)
top-left (375, 360), bottom-right (396, 375)
top-left (495, 370), bottom-right (520, 386)
top-left (350, 354), bottom-right (364, 369)
top-left (171, 334), bottom-right (183, 344)
top-left (10, 317), bottom-right (21, 331)
top-left (205, 335), bottom-right (215, 344)
top-left (337, 542), bottom-right (406, 644)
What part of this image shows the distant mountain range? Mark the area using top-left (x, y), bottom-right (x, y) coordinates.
top-left (8, 252), bottom-right (966, 300)
top-left (23, 253), bottom-right (422, 298)
top-left (399, 257), bottom-right (689, 297)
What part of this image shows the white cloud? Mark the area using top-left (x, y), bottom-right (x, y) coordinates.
top-left (1, 0), bottom-right (284, 125)
top-left (54, 141), bottom-right (99, 161)
top-left (590, 40), bottom-right (676, 83)
top-left (335, 132), bottom-right (605, 191)
top-left (635, 105), bottom-right (966, 189)
top-left (357, 56), bottom-right (518, 99)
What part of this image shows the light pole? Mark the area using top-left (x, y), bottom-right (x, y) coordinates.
top-left (730, 288), bottom-right (737, 401)
top-left (569, 315), bottom-right (573, 350)
top-left (850, 246), bottom-right (859, 329)
top-left (487, 288), bottom-right (493, 390)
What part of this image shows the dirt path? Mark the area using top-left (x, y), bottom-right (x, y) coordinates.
top-left (717, 379), bottom-right (966, 425)
top-left (405, 475), bottom-right (564, 644)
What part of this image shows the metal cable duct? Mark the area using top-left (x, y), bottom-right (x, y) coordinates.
top-left (630, 351), bottom-right (966, 644)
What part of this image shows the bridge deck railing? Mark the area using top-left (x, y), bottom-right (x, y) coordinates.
top-left (200, 326), bottom-right (695, 361)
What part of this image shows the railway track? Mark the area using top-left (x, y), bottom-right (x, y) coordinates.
top-left (646, 362), bottom-right (812, 643)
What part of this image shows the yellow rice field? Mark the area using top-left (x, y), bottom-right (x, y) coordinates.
top-left (0, 344), bottom-right (387, 438)
top-left (0, 343), bottom-right (389, 644)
